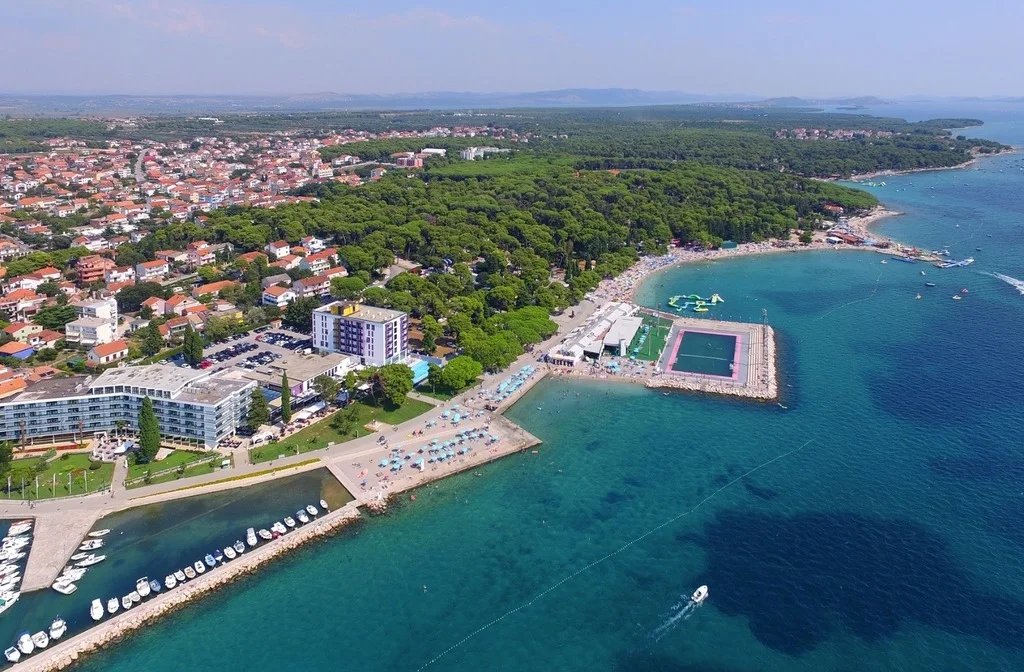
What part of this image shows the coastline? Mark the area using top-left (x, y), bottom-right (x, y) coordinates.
top-left (842, 146), bottom-right (1016, 182)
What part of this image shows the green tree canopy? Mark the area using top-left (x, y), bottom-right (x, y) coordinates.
top-left (280, 373), bottom-right (292, 424)
top-left (247, 387), bottom-right (270, 431)
top-left (137, 397), bottom-right (161, 463)
top-left (440, 355), bottom-right (483, 391)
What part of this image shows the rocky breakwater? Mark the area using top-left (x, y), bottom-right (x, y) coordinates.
top-left (21, 505), bottom-right (363, 672)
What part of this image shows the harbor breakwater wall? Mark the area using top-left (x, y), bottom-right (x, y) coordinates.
top-left (19, 504), bottom-right (362, 672)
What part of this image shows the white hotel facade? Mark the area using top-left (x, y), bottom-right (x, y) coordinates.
top-left (0, 366), bottom-right (254, 449)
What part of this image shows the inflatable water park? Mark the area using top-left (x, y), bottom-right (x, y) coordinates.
top-left (667, 293), bottom-right (724, 313)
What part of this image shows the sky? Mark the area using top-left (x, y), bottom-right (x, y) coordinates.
top-left (3, 0), bottom-right (1024, 98)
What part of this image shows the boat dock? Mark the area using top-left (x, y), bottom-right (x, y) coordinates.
top-left (19, 509), bottom-right (104, 593)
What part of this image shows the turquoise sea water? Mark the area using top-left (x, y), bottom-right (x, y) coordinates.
top-left (53, 109), bottom-right (1024, 671)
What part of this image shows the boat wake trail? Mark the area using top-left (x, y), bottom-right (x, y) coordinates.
top-left (414, 439), bottom-right (816, 671)
top-left (650, 597), bottom-right (699, 642)
top-left (984, 272), bottom-right (1024, 295)
top-left (813, 269), bottom-right (883, 322)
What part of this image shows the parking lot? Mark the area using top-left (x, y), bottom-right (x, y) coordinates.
top-left (198, 327), bottom-right (315, 373)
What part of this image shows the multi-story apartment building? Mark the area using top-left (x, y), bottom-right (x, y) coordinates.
top-left (64, 317), bottom-right (116, 346)
top-left (0, 366), bottom-right (254, 449)
top-left (312, 302), bottom-right (408, 367)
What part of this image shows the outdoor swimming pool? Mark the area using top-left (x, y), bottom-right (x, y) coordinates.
top-left (670, 331), bottom-right (738, 377)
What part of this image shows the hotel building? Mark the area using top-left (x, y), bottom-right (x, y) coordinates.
top-left (312, 302), bottom-right (408, 367)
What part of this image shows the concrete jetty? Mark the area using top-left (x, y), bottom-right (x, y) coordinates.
top-left (14, 503), bottom-right (362, 672)
top-left (20, 508), bottom-right (103, 592)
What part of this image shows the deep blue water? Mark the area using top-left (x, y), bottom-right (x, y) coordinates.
top-left (37, 106), bottom-right (1024, 671)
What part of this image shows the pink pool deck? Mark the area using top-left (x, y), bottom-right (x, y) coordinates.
top-left (664, 328), bottom-right (743, 381)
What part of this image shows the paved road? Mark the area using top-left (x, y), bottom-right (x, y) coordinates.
top-left (133, 148), bottom-right (146, 182)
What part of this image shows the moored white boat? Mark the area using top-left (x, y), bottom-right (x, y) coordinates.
top-left (49, 617), bottom-right (67, 640)
top-left (136, 577), bottom-right (151, 598)
top-left (194, 560), bottom-right (206, 575)
top-left (90, 598), bottom-right (104, 621)
top-left (121, 595), bottom-right (132, 610)
top-left (60, 567), bottom-right (87, 581)
top-left (320, 499), bottom-right (329, 511)
top-left (149, 579), bottom-right (162, 594)
top-left (76, 554), bottom-right (106, 567)
top-left (165, 575), bottom-right (177, 590)
top-left (51, 580), bottom-right (77, 595)
top-left (183, 566), bottom-right (196, 580)
top-left (233, 540), bottom-right (245, 554)
top-left (284, 516), bottom-right (296, 528)
top-left (272, 522), bottom-right (287, 535)
top-left (224, 546), bottom-right (236, 560)
top-left (296, 510), bottom-right (309, 524)
top-left (205, 553), bottom-right (216, 567)
top-left (69, 552), bottom-right (90, 561)
top-left (129, 590), bottom-right (141, 604)
top-left (258, 529), bottom-right (272, 541)
top-left (4, 646), bottom-right (20, 663)
top-left (246, 528), bottom-right (257, 547)
top-left (0, 592), bottom-right (19, 616)
top-left (306, 504), bottom-right (319, 516)
top-left (174, 569), bottom-right (186, 583)
top-left (107, 597), bottom-right (119, 614)
top-left (31, 631), bottom-right (49, 650)
top-left (16, 632), bottom-right (33, 655)
top-left (78, 539), bottom-right (104, 551)
top-left (87, 529), bottom-right (111, 538)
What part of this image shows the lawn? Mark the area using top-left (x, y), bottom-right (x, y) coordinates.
top-left (4, 453), bottom-right (114, 500)
top-left (416, 378), bottom-right (481, 401)
top-left (125, 450), bottom-right (225, 488)
top-left (628, 312), bottom-right (672, 362)
top-left (249, 398), bottom-right (433, 464)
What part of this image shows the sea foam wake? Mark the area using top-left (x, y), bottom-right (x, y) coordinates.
top-left (984, 272), bottom-right (1024, 295)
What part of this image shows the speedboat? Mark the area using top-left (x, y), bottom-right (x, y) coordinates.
top-left (320, 499), bottom-right (329, 511)
top-left (214, 549), bottom-right (224, 563)
top-left (4, 646), bottom-right (20, 663)
top-left (284, 517), bottom-right (296, 528)
top-left (52, 580), bottom-right (77, 595)
top-left (70, 552), bottom-right (90, 561)
top-left (8, 522), bottom-right (32, 536)
top-left (233, 540), bottom-right (245, 554)
top-left (296, 511), bottom-right (309, 524)
top-left (16, 632), bottom-right (33, 656)
top-left (952, 295), bottom-right (962, 300)
top-left (224, 546), bottom-right (237, 560)
top-left (60, 567), bottom-right (86, 582)
top-left (258, 529), bottom-right (272, 541)
top-left (76, 554), bottom-right (106, 567)
top-left (960, 288), bottom-right (969, 294)
top-left (121, 595), bottom-right (133, 610)
top-left (79, 539), bottom-right (104, 551)
top-left (306, 504), bottom-right (319, 516)
top-left (136, 577), bottom-right (151, 598)
top-left (205, 554), bottom-right (216, 568)
top-left (174, 569), bottom-right (186, 583)
top-left (129, 590), bottom-right (141, 604)
top-left (149, 579), bottom-right (162, 594)
top-left (271, 522), bottom-right (287, 535)
top-left (49, 617), bottom-right (67, 640)
top-left (0, 593), bottom-right (19, 616)
top-left (90, 598), bottom-right (104, 621)
top-left (925, 282), bottom-right (936, 287)
top-left (915, 294), bottom-right (922, 300)
top-left (87, 529), bottom-right (111, 538)
top-left (692, 584), bottom-right (709, 605)
top-left (165, 575), bottom-right (177, 590)
top-left (246, 528), bottom-right (258, 547)
top-left (194, 560), bottom-right (206, 575)
top-left (32, 631), bottom-right (49, 650)
top-left (107, 597), bottom-right (119, 614)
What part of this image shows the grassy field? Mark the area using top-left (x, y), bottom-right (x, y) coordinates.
top-left (125, 450), bottom-right (225, 489)
top-left (249, 398), bottom-right (433, 464)
top-left (628, 312), bottom-right (673, 362)
top-left (157, 458), bottom-right (321, 495)
top-left (4, 453), bottom-right (114, 499)
top-left (416, 378), bottom-right (480, 401)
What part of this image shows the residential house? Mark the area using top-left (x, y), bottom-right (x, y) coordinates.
top-left (3, 322), bottom-right (42, 343)
top-left (87, 340), bottom-right (129, 366)
top-left (136, 259), bottom-right (170, 282)
top-left (141, 296), bottom-right (167, 316)
top-left (64, 317), bottom-right (115, 346)
top-left (0, 342), bottom-right (33, 360)
top-left (192, 280), bottom-right (239, 300)
top-left (262, 285), bottom-right (296, 309)
top-left (299, 247), bottom-right (337, 275)
top-left (292, 274), bottom-right (331, 299)
top-left (77, 255), bottom-right (117, 285)
top-left (300, 236), bottom-right (326, 253)
top-left (260, 274), bottom-right (292, 290)
top-left (105, 265), bottom-right (136, 284)
top-left (264, 240), bottom-right (291, 259)
top-left (187, 241), bottom-right (216, 268)
top-left (154, 249), bottom-right (187, 264)
top-left (0, 239), bottom-right (28, 261)
top-left (0, 289), bottom-right (46, 320)
top-left (165, 293), bottom-right (201, 316)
